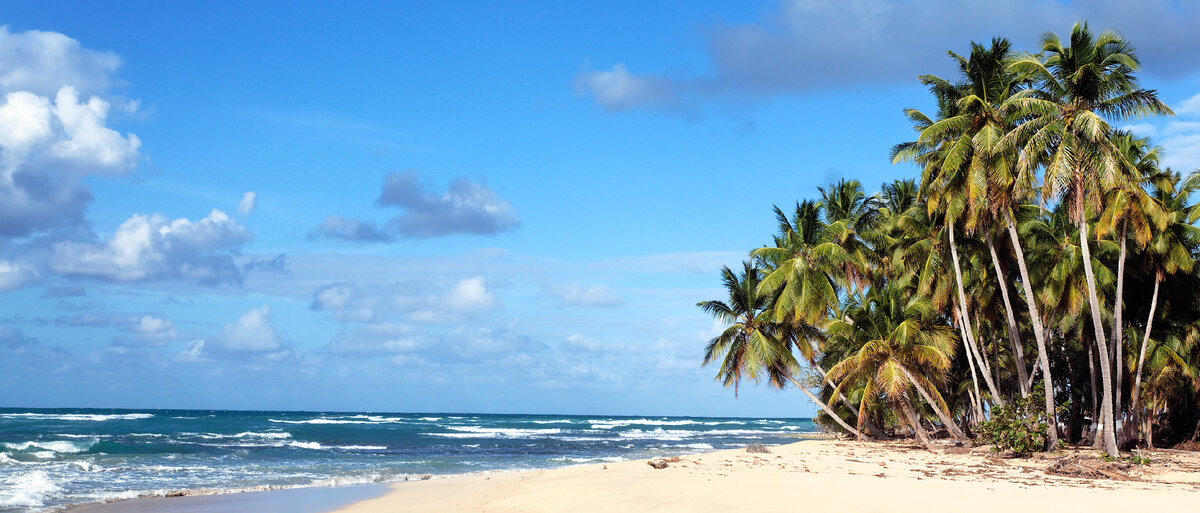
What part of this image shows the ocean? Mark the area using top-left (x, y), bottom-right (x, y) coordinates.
top-left (0, 408), bottom-right (818, 512)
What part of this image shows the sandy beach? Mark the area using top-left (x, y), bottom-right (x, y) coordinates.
top-left (329, 439), bottom-right (1200, 513)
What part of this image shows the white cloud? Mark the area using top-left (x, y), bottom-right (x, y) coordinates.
top-left (309, 282), bottom-right (378, 322)
top-left (0, 260), bottom-right (37, 291)
top-left (313, 171), bottom-right (519, 241)
top-left (49, 209), bottom-right (251, 284)
top-left (443, 276), bottom-right (495, 312)
top-left (575, 64), bottom-right (675, 112)
top-left (542, 282), bottom-right (624, 307)
top-left (209, 306), bottom-right (286, 353)
top-left (175, 339), bottom-right (209, 363)
top-left (1177, 92), bottom-right (1200, 116)
top-left (237, 191), bottom-right (257, 214)
top-left (0, 28), bottom-right (140, 238)
top-left (582, 0), bottom-right (1200, 111)
top-left (0, 26), bottom-right (122, 98)
top-left (124, 315), bottom-right (177, 337)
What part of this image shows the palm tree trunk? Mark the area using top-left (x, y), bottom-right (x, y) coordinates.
top-left (785, 374), bottom-right (864, 440)
top-left (1088, 343), bottom-right (1101, 447)
top-left (1003, 209), bottom-right (1057, 449)
top-left (948, 223), bottom-right (1005, 406)
top-left (1110, 224), bottom-right (1127, 433)
top-left (986, 233), bottom-right (1030, 397)
top-left (957, 320), bottom-right (985, 420)
top-left (900, 367), bottom-right (970, 443)
top-left (813, 363), bottom-right (888, 439)
top-left (1130, 277), bottom-right (1160, 447)
top-left (1078, 216), bottom-right (1119, 457)
top-left (897, 392), bottom-right (937, 451)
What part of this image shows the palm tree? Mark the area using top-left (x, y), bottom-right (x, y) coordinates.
top-left (698, 261), bottom-right (863, 438)
top-left (762, 201), bottom-right (887, 439)
top-left (1009, 22), bottom-right (1173, 457)
top-left (1095, 131), bottom-right (1163, 421)
top-left (1129, 170), bottom-right (1200, 444)
top-left (825, 285), bottom-right (962, 449)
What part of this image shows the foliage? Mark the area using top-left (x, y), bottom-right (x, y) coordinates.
top-left (697, 19), bottom-right (1200, 452)
top-left (976, 393), bottom-right (1052, 454)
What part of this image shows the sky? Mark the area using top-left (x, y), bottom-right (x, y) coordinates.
top-left (2, 0), bottom-right (1200, 418)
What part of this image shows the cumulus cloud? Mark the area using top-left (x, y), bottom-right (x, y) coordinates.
top-left (310, 282), bottom-right (378, 322)
top-left (310, 215), bottom-right (392, 242)
top-left (1155, 93), bottom-right (1200, 172)
top-left (443, 276), bottom-right (496, 311)
top-left (113, 315), bottom-right (180, 347)
top-left (574, 64), bottom-right (676, 112)
top-left (0, 28), bottom-right (141, 238)
top-left (237, 191), bottom-right (257, 214)
top-left (542, 282), bottom-right (624, 307)
top-left (312, 171), bottom-right (519, 241)
top-left (0, 260), bottom-right (38, 291)
top-left (409, 276), bottom-right (498, 322)
top-left (208, 306), bottom-right (287, 354)
top-left (580, 0), bottom-right (1200, 110)
top-left (49, 209), bottom-right (251, 285)
top-left (0, 26), bottom-right (122, 98)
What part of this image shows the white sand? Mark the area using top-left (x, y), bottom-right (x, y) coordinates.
top-left (333, 439), bottom-right (1200, 513)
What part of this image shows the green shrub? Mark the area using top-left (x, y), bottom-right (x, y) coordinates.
top-left (976, 393), bottom-right (1050, 454)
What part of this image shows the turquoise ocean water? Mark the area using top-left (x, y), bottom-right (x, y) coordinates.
top-left (0, 408), bottom-right (817, 512)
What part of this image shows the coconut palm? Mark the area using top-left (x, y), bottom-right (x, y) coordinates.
top-left (1095, 131), bottom-right (1163, 420)
top-left (698, 261), bottom-right (863, 438)
top-left (1129, 170), bottom-right (1200, 444)
top-left (825, 284), bottom-right (962, 449)
top-left (1008, 22), bottom-right (1173, 456)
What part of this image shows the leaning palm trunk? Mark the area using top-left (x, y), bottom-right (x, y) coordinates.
top-left (1078, 217), bottom-right (1119, 457)
top-left (1003, 210), bottom-right (1058, 450)
top-left (948, 223), bottom-right (1005, 406)
top-left (1088, 344), bottom-right (1101, 447)
top-left (1110, 225), bottom-right (1127, 430)
top-left (784, 375), bottom-right (864, 440)
top-left (814, 364), bottom-right (888, 439)
top-left (1129, 277), bottom-right (1161, 447)
top-left (901, 367), bottom-right (970, 443)
top-left (897, 392), bottom-right (937, 451)
top-left (986, 233), bottom-right (1030, 397)
top-left (958, 320), bottom-right (985, 421)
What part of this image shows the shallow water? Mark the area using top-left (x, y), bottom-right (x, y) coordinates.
top-left (0, 408), bottom-right (816, 512)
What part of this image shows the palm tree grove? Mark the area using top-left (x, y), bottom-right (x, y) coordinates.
top-left (699, 22), bottom-right (1200, 458)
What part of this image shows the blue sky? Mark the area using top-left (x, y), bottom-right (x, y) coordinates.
top-left (2, 1), bottom-right (1200, 417)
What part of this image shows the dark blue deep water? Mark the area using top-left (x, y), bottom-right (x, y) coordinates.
top-left (0, 408), bottom-right (816, 512)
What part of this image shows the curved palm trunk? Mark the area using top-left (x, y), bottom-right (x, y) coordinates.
top-left (958, 320), bottom-right (985, 421)
top-left (785, 374), bottom-right (864, 440)
top-left (814, 364), bottom-right (888, 439)
top-left (1004, 209), bottom-right (1058, 450)
top-left (948, 223), bottom-right (1005, 406)
top-left (897, 392), bottom-right (937, 452)
top-left (1088, 344), bottom-right (1101, 447)
top-left (1110, 225), bottom-right (1127, 433)
top-left (1078, 217), bottom-right (1119, 457)
top-left (901, 367), bottom-right (970, 443)
top-left (986, 233), bottom-right (1030, 397)
top-left (1130, 277), bottom-right (1160, 447)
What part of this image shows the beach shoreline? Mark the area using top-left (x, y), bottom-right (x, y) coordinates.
top-left (331, 439), bottom-right (1200, 513)
top-left (67, 439), bottom-right (1200, 513)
